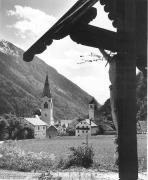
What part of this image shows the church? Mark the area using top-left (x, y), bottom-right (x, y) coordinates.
top-left (24, 74), bottom-right (58, 139)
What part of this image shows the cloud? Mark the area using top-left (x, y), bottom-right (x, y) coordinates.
top-left (6, 4), bottom-right (112, 104)
top-left (7, 5), bottom-right (56, 39)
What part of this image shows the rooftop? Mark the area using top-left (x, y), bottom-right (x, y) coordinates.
top-left (25, 116), bottom-right (48, 126)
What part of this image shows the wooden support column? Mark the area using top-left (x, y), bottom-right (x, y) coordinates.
top-left (116, 0), bottom-right (138, 179)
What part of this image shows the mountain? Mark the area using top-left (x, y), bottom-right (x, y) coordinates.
top-left (98, 71), bottom-right (147, 130)
top-left (0, 40), bottom-right (97, 120)
top-left (136, 72), bottom-right (147, 121)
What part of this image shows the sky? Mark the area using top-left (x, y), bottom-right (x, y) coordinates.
top-left (0, 0), bottom-right (116, 104)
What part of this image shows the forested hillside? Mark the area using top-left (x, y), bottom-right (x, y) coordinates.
top-left (98, 71), bottom-right (147, 128)
top-left (0, 40), bottom-right (94, 120)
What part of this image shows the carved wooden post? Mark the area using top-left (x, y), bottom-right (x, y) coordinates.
top-left (116, 1), bottom-right (138, 179)
top-left (109, 58), bottom-right (119, 166)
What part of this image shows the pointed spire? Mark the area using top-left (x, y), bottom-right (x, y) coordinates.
top-left (42, 74), bottom-right (51, 98)
top-left (89, 97), bottom-right (96, 104)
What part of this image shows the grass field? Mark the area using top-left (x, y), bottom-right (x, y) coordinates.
top-left (15, 134), bottom-right (146, 171)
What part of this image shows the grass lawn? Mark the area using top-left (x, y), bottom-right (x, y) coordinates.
top-left (15, 134), bottom-right (147, 171)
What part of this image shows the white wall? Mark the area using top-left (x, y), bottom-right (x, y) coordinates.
top-left (75, 121), bottom-right (91, 136)
top-left (34, 125), bottom-right (47, 139)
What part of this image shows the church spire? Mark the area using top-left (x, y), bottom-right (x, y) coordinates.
top-left (42, 74), bottom-right (51, 98)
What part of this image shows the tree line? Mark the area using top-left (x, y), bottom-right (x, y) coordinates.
top-left (0, 113), bottom-right (34, 140)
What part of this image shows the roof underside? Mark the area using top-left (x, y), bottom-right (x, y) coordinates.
top-left (23, 0), bottom-right (147, 73)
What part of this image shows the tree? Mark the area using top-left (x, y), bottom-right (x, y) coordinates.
top-left (0, 117), bottom-right (9, 140)
top-left (2, 113), bottom-right (34, 140)
top-left (66, 126), bottom-right (75, 136)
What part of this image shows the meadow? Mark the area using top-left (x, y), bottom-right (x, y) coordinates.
top-left (16, 134), bottom-right (147, 171)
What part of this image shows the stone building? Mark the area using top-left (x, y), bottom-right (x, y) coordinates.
top-left (24, 115), bottom-right (47, 139)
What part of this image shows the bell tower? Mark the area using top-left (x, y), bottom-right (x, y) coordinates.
top-left (89, 98), bottom-right (96, 121)
top-left (41, 74), bottom-right (54, 125)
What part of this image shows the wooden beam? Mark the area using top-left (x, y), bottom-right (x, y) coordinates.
top-left (70, 24), bottom-right (129, 52)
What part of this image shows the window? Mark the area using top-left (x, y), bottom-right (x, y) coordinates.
top-left (43, 126), bottom-right (45, 130)
top-left (82, 130), bottom-right (84, 133)
top-left (90, 105), bottom-right (94, 109)
top-left (86, 131), bottom-right (88, 133)
top-left (45, 114), bottom-right (47, 117)
top-left (38, 126), bottom-right (40, 130)
top-left (78, 130), bottom-right (79, 133)
top-left (44, 102), bottom-right (48, 109)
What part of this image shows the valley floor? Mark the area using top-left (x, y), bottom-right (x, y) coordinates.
top-left (0, 135), bottom-right (146, 179)
top-left (0, 169), bottom-right (147, 180)
top-left (16, 134), bottom-right (147, 171)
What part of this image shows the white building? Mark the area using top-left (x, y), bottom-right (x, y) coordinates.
top-left (75, 119), bottom-right (98, 136)
top-left (24, 115), bottom-right (48, 139)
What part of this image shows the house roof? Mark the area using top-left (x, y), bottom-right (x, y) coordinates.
top-left (85, 119), bottom-right (98, 127)
top-left (48, 125), bottom-right (58, 130)
top-left (76, 119), bottom-right (98, 127)
top-left (25, 116), bottom-right (48, 126)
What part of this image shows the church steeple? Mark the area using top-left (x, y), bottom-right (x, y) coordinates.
top-left (41, 74), bottom-right (54, 126)
top-left (42, 74), bottom-right (51, 98)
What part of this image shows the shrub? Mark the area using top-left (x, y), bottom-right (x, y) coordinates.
top-left (0, 141), bottom-right (54, 172)
top-left (66, 127), bottom-right (75, 136)
top-left (57, 144), bottom-right (94, 169)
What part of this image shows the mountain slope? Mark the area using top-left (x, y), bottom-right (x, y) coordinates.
top-left (0, 40), bottom-right (96, 119)
top-left (98, 71), bottom-right (147, 130)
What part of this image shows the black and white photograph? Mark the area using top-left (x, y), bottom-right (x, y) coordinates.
top-left (0, 0), bottom-right (147, 179)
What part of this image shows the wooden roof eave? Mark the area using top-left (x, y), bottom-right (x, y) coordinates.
top-left (23, 0), bottom-right (99, 62)
top-left (23, 0), bottom-right (147, 74)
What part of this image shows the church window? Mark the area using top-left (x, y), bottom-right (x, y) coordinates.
top-left (44, 102), bottom-right (48, 109)
top-left (90, 105), bottom-right (93, 108)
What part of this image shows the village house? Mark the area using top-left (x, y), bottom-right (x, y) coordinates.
top-left (24, 115), bottom-right (48, 139)
top-left (75, 119), bottom-right (98, 136)
top-left (75, 98), bottom-right (99, 136)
